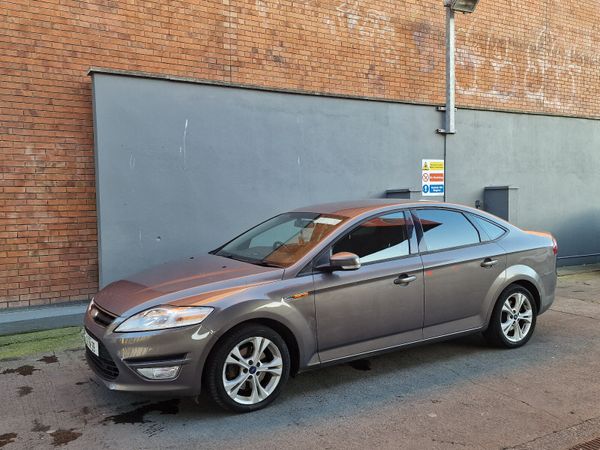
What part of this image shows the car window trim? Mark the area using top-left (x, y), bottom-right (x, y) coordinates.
top-left (465, 212), bottom-right (509, 243)
top-left (411, 206), bottom-right (488, 255)
top-left (464, 212), bottom-right (489, 241)
top-left (298, 208), bottom-right (415, 276)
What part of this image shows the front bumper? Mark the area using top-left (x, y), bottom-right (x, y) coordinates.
top-left (84, 309), bottom-right (215, 396)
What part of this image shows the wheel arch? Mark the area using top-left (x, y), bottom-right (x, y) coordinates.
top-left (485, 265), bottom-right (544, 325)
top-left (201, 317), bottom-right (302, 389)
top-left (509, 279), bottom-right (541, 313)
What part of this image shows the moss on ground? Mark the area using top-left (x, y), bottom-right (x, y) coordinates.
top-left (0, 327), bottom-right (83, 361)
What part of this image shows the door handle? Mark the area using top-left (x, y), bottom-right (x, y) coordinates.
top-left (394, 274), bottom-right (417, 285)
top-left (481, 258), bottom-right (498, 268)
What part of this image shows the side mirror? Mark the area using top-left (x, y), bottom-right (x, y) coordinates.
top-left (329, 252), bottom-right (361, 271)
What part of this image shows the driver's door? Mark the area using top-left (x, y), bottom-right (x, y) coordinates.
top-left (312, 211), bottom-right (424, 362)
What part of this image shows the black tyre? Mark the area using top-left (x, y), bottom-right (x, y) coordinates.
top-left (204, 323), bottom-right (290, 413)
top-left (484, 284), bottom-right (538, 348)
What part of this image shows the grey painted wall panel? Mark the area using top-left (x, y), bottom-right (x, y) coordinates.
top-left (448, 110), bottom-right (600, 265)
top-left (92, 74), bottom-right (444, 286)
top-left (92, 73), bottom-right (600, 286)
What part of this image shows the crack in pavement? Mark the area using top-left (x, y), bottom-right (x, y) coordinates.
top-left (549, 307), bottom-right (600, 322)
top-left (443, 365), bottom-right (564, 423)
top-left (504, 414), bottom-right (600, 449)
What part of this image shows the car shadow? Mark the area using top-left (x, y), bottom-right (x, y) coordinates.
top-left (176, 321), bottom-right (566, 432)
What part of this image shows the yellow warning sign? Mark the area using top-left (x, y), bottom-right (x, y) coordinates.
top-left (429, 161), bottom-right (444, 170)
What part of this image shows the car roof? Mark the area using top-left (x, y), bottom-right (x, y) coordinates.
top-left (292, 199), bottom-right (446, 218)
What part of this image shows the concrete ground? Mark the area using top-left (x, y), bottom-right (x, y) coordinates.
top-left (1, 271), bottom-right (599, 450)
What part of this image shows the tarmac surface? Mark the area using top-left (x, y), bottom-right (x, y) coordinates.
top-left (1, 270), bottom-right (599, 449)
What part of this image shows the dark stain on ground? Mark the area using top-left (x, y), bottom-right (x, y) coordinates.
top-left (103, 399), bottom-right (180, 425)
top-left (1, 365), bottom-right (38, 376)
top-left (37, 355), bottom-right (58, 364)
top-left (129, 400), bottom-right (150, 406)
top-left (49, 429), bottom-right (82, 447)
top-left (348, 359), bottom-right (371, 371)
top-left (32, 420), bottom-right (50, 433)
top-left (75, 381), bottom-right (87, 385)
top-left (17, 386), bottom-right (33, 397)
top-left (81, 406), bottom-right (90, 415)
top-left (0, 433), bottom-right (17, 448)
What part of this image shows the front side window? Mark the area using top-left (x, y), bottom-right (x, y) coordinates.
top-left (416, 209), bottom-right (480, 252)
top-left (215, 212), bottom-right (346, 267)
top-left (332, 212), bottom-right (410, 264)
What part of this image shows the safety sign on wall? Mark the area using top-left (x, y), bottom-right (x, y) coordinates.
top-left (421, 159), bottom-right (445, 196)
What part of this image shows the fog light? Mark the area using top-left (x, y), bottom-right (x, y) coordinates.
top-left (136, 366), bottom-right (180, 380)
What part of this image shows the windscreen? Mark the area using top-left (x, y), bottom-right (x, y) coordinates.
top-left (215, 212), bottom-right (346, 267)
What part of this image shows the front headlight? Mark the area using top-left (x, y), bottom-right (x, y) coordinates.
top-left (114, 306), bottom-right (213, 332)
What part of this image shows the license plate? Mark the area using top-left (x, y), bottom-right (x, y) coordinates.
top-left (84, 330), bottom-right (99, 357)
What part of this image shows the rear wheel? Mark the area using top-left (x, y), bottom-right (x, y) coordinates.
top-left (484, 285), bottom-right (537, 348)
top-left (204, 324), bottom-right (290, 413)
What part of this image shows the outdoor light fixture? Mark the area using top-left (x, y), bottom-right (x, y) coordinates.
top-left (446, 0), bottom-right (479, 13)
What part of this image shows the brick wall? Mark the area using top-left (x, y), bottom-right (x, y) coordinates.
top-left (1, 0), bottom-right (599, 308)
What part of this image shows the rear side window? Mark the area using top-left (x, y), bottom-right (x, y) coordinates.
top-left (416, 209), bottom-right (480, 252)
top-left (468, 214), bottom-right (506, 241)
top-left (332, 212), bottom-right (409, 263)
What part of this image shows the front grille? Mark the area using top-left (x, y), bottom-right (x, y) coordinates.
top-left (90, 304), bottom-right (117, 327)
top-left (85, 330), bottom-right (119, 380)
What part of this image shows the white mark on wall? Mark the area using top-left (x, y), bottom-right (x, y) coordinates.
top-left (332, 0), bottom-right (398, 72)
top-left (323, 15), bottom-right (337, 35)
top-left (255, 0), bottom-right (268, 17)
top-left (256, 0), bottom-right (316, 27)
top-left (523, 27), bottom-right (583, 108)
top-left (129, 153), bottom-right (136, 169)
top-left (456, 17), bottom-right (516, 102)
top-left (179, 119), bottom-right (189, 169)
top-left (335, 1), bottom-right (395, 40)
top-left (457, 21), bottom-right (591, 108)
top-left (336, 0), bottom-right (360, 30)
top-left (413, 22), bottom-right (435, 73)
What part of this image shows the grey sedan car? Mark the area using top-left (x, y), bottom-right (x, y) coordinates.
top-left (84, 200), bottom-right (557, 412)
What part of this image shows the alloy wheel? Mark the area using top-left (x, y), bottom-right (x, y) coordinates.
top-left (222, 336), bottom-right (283, 405)
top-left (500, 292), bottom-right (533, 343)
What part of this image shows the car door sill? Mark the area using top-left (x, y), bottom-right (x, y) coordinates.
top-left (308, 326), bottom-right (484, 371)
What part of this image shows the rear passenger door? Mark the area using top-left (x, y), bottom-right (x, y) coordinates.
top-left (413, 208), bottom-right (506, 339)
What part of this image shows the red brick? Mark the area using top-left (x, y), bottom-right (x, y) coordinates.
top-left (1, 0), bottom-right (599, 308)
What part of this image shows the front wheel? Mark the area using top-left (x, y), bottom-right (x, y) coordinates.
top-left (484, 285), bottom-right (538, 348)
top-left (204, 324), bottom-right (290, 413)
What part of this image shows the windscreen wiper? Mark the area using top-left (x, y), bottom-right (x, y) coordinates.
top-left (218, 252), bottom-right (282, 268)
top-left (254, 260), bottom-right (284, 268)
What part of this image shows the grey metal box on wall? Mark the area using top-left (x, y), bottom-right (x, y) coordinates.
top-left (484, 186), bottom-right (519, 223)
top-left (384, 189), bottom-right (421, 200)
